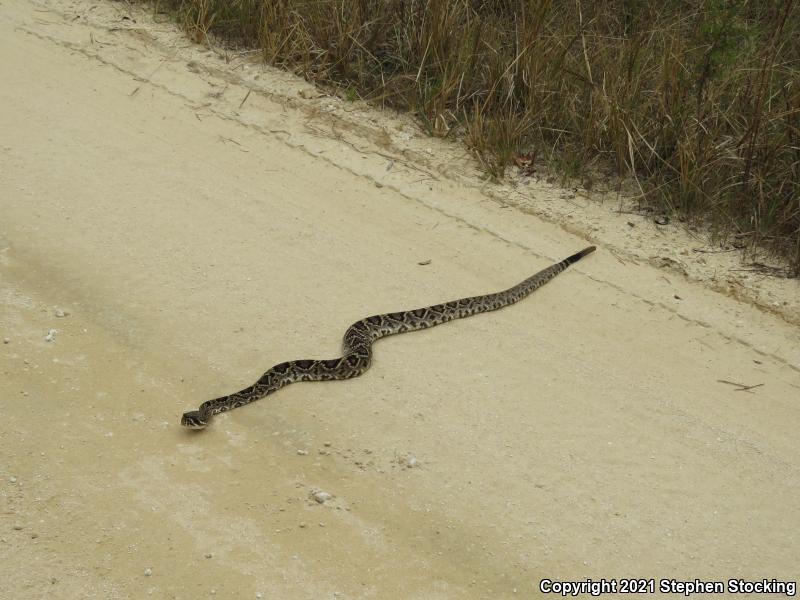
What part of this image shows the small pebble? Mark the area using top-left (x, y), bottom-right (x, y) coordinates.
top-left (2, 337), bottom-right (9, 344)
top-left (205, 553), bottom-right (213, 559)
top-left (9, 476), bottom-right (17, 483)
top-left (312, 490), bottom-right (332, 504)
top-left (44, 329), bottom-right (57, 342)
top-left (55, 308), bottom-right (69, 318)
top-left (31, 533), bottom-right (38, 539)
top-left (298, 522), bottom-right (306, 528)
top-left (296, 449), bottom-right (308, 456)
top-left (144, 568), bottom-right (152, 577)
top-left (13, 524), bottom-right (23, 530)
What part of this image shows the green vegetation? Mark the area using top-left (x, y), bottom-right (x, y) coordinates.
top-left (155, 0), bottom-right (799, 273)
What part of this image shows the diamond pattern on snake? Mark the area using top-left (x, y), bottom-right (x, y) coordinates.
top-left (182, 246), bottom-right (596, 429)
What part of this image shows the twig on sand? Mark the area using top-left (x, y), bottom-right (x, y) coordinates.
top-left (238, 88), bottom-right (251, 109)
top-left (692, 247), bottom-right (737, 254)
top-left (717, 379), bottom-right (764, 392)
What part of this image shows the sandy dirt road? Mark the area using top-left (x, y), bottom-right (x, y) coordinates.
top-left (1, 1), bottom-right (799, 598)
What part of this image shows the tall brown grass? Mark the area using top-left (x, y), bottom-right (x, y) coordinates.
top-left (155, 0), bottom-right (800, 274)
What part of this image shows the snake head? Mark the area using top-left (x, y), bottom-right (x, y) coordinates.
top-left (181, 410), bottom-right (208, 429)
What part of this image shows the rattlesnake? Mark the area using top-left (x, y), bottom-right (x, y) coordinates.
top-left (181, 246), bottom-right (595, 429)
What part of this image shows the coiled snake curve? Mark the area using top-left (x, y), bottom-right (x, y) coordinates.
top-left (181, 246), bottom-right (595, 429)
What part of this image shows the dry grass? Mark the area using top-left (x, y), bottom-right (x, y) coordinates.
top-left (153, 0), bottom-right (800, 274)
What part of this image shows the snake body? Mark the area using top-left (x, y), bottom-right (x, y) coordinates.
top-left (181, 246), bottom-right (595, 429)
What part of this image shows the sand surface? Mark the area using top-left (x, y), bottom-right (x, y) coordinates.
top-left (1, 1), bottom-right (799, 598)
